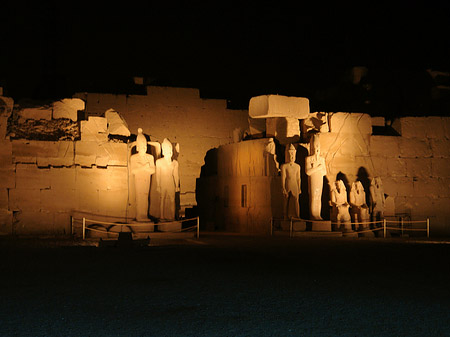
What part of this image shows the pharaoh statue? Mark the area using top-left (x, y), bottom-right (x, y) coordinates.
top-left (130, 128), bottom-right (155, 221)
top-left (330, 180), bottom-right (351, 231)
top-left (349, 181), bottom-right (370, 229)
top-left (281, 144), bottom-right (301, 218)
top-left (370, 177), bottom-right (385, 221)
top-left (155, 138), bottom-right (180, 220)
top-left (305, 134), bottom-right (326, 220)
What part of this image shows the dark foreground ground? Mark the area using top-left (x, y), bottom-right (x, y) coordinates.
top-left (1, 234), bottom-right (450, 336)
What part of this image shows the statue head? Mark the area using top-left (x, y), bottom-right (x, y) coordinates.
top-left (136, 128), bottom-right (147, 154)
top-left (287, 144), bottom-right (296, 163)
top-left (311, 134), bottom-right (320, 156)
top-left (161, 138), bottom-right (173, 160)
top-left (336, 180), bottom-right (345, 193)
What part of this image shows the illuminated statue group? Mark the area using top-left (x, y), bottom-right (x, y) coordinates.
top-left (280, 133), bottom-right (385, 232)
top-left (130, 128), bottom-right (179, 222)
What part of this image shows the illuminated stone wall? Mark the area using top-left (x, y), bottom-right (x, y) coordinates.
top-left (76, 86), bottom-right (249, 212)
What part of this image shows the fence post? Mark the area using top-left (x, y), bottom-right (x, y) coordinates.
top-left (383, 219), bottom-right (386, 238)
top-left (427, 218), bottom-right (430, 238)
top-left (197, 216), bottom-right (200, 239)
top-left (82, 217), bottom-right (86, 240)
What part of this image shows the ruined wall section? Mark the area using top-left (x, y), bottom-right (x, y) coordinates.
top-left (0, 97), bottom-right (130, 236)
top-left (78, 86), bottom-right (249, 210)
top-left (317, 113), bottom-right (450, 235)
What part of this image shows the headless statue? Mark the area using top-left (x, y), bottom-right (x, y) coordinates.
top-left (156, 138), bottom-right (180, 220)
top-left (305, 134), bottom-right (326, 220)
top-left (130, 128), bottom-right (155, 221)
top-left (349, 181), bottom-right (370, 226)
top-left (281, 144), bottom-right (301, 218)
top-left (370, 177), bottom-right (385, 221)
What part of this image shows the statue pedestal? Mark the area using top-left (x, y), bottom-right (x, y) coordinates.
top-left (340, 222), bottom-right (358, 237)
top-left (157, 221), bottom-right (182, 232)
top-left (308, 220), bottom-right (332, 232)
top-left (131, 222), bottom-right (155, 233)
top-left (280, 219), bottom-right (307, 232)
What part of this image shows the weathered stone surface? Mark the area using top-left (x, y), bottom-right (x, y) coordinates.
top-left (15, 164), bottom-right (50, 189)
top-left (404, 158), bottom-right (432, 178)
top-left (0, 209), bottom-right (13, 234)
top-left (386, 158), bottom-right (407, 177)
top-left (371, 157), bottom-right (388, 177)
top-left (371, 116), bottom-right (385, 127)
top-left (383, 176), bottom-right (414, 197)
top-left (0, 165), bottom-right (15, 188)
top-left (0, 116), bottom-right (9, 139)
top-left (52, 98), bottom-right (85, 121)
top-left (0, 141), bottom-right (12, 166)
top-left (0, 96), bottom-right (14, 117)
top-left (80, 117), bottom-right (108, 141)
top-left (13, 210), bottom-right (55, 235)
top-left (18, 107), bottom-right (52, 121)
top-left (98, 189), bottom-right (128, 217)
top-left (302, 112), bottom-right (329, 134)
top-left (249, 95), bottom-right (309, 119)
top-left (266, 117), bottom-right (300, 144)
top-left (413, 177), bottom-right (450, 198)
top-left (37, 141), bottom-right (74, 167)
top-left (369, 136), bottom-right (400, 157)
top-left (328, 113), bottom-right (372, 134)
top-left (431, 158), bottom-right (450, 177)
top-left (399, 138), bottom-right (432, 158)
top-left (9, 188), bottom-right (41, 211)
top-left (429, 139), bottom-right (450, 158)
top-left (49, 167), bottom-right (76, 190)
top-left (248, 117), bottom-right (265, 137)
top-left (105, 109), bottom-right (130, 136)
top-left (0, 189), bottom-right (8, 208)
top-left (75, 141), bottom-right (127, 167)
top-left (393, 117), bottom-right (447, 139)
top-left (40, 188), bottom-right (76, 212)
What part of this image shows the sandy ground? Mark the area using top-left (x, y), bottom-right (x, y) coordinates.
top-left (1, 234), bottom-right (450, 336)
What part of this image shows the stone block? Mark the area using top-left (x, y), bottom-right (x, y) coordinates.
top-left (0, 208), bottom-right (13, 234)
top-left (98, 142), bottom-right (128, 166)
top-left (52, 98), bottom-right (85, 121)
top-left (0, 188), bottom-right (8, 208)
top-left (429, 139), bottom-right (450, 158)
top-left (404, 158), bottom-right (432, 178)
top-left (106, 166), bottom-right (129, 190)
top-left (0, 165), bottom-right (15, 188)
top-left (266, 117), bottom-right (300, 144)
top-left (15, 164), bottom-right (50, 189)
top-left (0, 141), bottom-right (12, 166)
top-left (158, 221), bottom-right (182, 232)
top-left (0, 96), bottom-right (14, 117)
top-left (371, 157), bottom-right (388, 177)
top-left (105, 109), bottom-right (130, 136)
top-left (386, 158), bottom-right (407, 177)
top-left (249, 95), bottom-right (309, 119)
top-left (83, 116), bottom-right (107, 133)
top-left (302, 112), bottom-right (329, 134)
top-left (328, 112), bottom-right (372, 134)
top-left (371, 116), bottom-right (385, 127)
top-left (76, 186), bottom-right (99, 214)
top-left (309, 220), bottom-right (332, 231)
top-left (75, 141), bottom-right (127, 167)
top-left (431, 158), bottom-right (450, 178)
top-left (75, 166), bottom-right (108, 191)
top-left (74, 141), bottom-right (97, 167)
top-left (0, 116), bottom-right (8, 139)
top-left (40, 188), bottom-right (76, 212)
top-left (14, 210), bottom-right (55, 235)
top-left (49, 167), bottom-right (76, 191)
top-left (383, 177), bottom-right (414, 197)
top-left (399, 138), bottom-right (432, 158)
top-left (413, 177), bottom-right (446, 198)
top-left (8, 188), bottom-right (41, 211)
top-left (369, 136), bottom-right (400, 157)
top-left (36, 141), bottom-right (74, 167)
top-left (248, 117), bottom-right (265, 137)
top-left (98, 189), bottom-right (128, 218)
top-left (394, 117), bottom-right (447, 139)
top-left (18, 107), bottom-right (52, 121)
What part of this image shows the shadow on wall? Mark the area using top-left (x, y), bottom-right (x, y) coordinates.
top-left (321, 176), bottom-right (331, 220)
top-left (357, 167), bottom-right (371, 206)
top-left (336, 171), bottom-right (350, 202)
top-left (296, 145), bottom-right (310, 219)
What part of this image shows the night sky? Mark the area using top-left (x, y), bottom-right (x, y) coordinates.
top-left (2, 1), bottom-right (450, 116)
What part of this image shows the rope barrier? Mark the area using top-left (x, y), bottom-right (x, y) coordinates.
top-left (385, 227), bottom-right (428, 232)
top-left (385, 220), bottom-right (427, 224)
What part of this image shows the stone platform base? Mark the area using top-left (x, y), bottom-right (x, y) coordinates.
top-left (308, 220), bottom-right (332, 232)
top-left (293, 231), bottom-right (343, 238)
top-left (279, 219), bottom-right (307, 232)
top-left (157, 221), bottom-right (182, 232)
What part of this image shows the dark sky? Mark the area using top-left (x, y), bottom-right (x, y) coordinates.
top-left (2, 1), bottom-right (450, 114)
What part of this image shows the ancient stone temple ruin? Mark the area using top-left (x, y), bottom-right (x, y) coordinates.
top-left (0, 86), bottom-right (450, 237)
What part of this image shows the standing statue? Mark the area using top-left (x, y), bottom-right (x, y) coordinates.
top-left (305, 134), bottom-right (326, 220)
top-left (130, 128), bottom-right (155, 222)
top-left (155, 138), bottom-right (180, 220)
top-left (370, 177), bottom-right (385, 221)
top-left (330, 180), bottom-right (351, 230)
top-left (281, 144), bottom-right (301, 218)
top-left (349, 181), bottom-right (370, 229)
